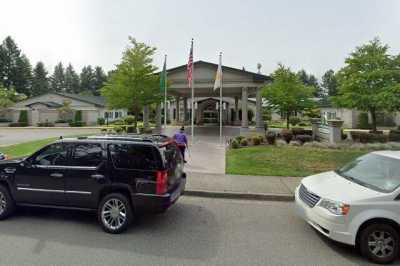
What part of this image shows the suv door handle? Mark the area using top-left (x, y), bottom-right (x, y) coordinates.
top-left (50, 173), bottom-right (63, 178)
top-left (91, 174), bottom-right (105, 180)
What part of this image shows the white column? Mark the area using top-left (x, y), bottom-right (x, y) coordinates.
top-left (256, 87), bottom-right (263, 129)
top-left (183, 97), bottom-right (188, 125)
top-left (143, 105), bottom-right (149, 129)
top-left (175, 96), bottom-right (180, 123)
top-left (234, 96), bottom-right (240, 125)
top-left (241, 87), bottom-right (248, 128)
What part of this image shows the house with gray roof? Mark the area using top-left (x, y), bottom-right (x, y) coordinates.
top-left (4, 92), bottom-right (127, 126)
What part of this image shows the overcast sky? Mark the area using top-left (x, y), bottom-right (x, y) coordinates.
top-left (1, 0), bottom-right (400, 77)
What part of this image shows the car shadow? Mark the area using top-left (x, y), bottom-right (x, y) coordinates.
top-left (0, 201), bottom-right (221, 260)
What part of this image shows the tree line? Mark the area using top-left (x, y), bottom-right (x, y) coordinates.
top-left (263, 37), bottom-right (400, 131)
top-left (0, 36), bottom-right (108, 97)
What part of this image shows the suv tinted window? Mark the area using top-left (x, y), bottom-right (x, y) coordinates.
top-left (32, 143), bottom-right (69, 166)
top-left (71, 143), bottom-right (103, 167)
top-left (109, 144), bottom-right (157, 170)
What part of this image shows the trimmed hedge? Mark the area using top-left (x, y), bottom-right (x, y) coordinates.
top-left (9, 122), bottom-right (28, 127)
top-left (18, 110), bottom-right (28, 123)
top-left (37, 122), bottom-right (55, 127)
top-left (350, 131), bottom-right (387, 143)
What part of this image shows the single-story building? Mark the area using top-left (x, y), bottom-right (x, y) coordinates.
top-left (3, 92), bottom-right (127, 126)
top-left (320, 104), bottom-right (400, 129)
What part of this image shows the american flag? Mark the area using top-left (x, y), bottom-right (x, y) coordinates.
top-left (187, 39), bottom-right (193, 88)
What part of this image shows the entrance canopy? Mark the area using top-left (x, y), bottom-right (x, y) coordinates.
top-left (166, 61), bottom-right (271, 97)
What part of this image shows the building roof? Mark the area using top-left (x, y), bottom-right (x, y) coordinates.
top-left (160, 60), bottom-right (272, 83)
top-left (55, 92), bottom-right (106, 107)
top-left (25, 101), bottom-right (63, 108)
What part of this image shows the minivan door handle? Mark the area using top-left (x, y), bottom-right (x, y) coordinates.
top-left (91, 174), bottom-right (105, 181)
top-left (50, 173), bottom-right (63, 178)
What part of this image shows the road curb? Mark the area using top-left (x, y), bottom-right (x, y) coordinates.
top-left (184, 189), bottom-right (294, 202)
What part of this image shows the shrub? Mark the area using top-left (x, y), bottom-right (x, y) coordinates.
top-left (280, 129), bottom-right (293, 143)
top-left (74, 110), bottom-right (82, 123)
top-left (258, 135), bottom-right (264, 143)
top-left (69, 121), bottom-right (86, 127)
top-left (112, 119), bottom-right (125, 125)
top-left (9, 122), bottom-right (28, 127)
top-left (18, 110), bottom-right (28, 123)
top-left (357, 113), bottom-right (371, 129)
top-left (351, 131), bottom-right (387, 143)
top-left (388, 131), bottom-right (400, 142)
top-left (0, 118), bottom-right (11, 123)
top-left (100, 128), bottom-right (108, 133)
top-left (240, 139), bottom-right (248, 146)
top-left (291, 128), bottom-right (312, 136)
top-left (124, 115), bottom-right (135, 125)
top-left (55, 119), bottom-right (69, 123)
top-left (235, 136), bottom-right (245, 143)
top-left (97, 118), bottom-right (105, 125)
top-left (231, 139), bottom-right (240, 149)
top-left (37, 122), bottom-right (55, 127)
top-left (113, 125), bottom-right (124, 134)
top-left (296, 134), bottom-right (313, 144)
top-left (266, 131), bottom-right (276, 145)
top-left (252, 136), bottom-right (261, 145)
top-left (289, 116), bottom-right (301, 126)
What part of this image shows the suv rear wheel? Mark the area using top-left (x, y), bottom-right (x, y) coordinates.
top-left (360, 223), bottom-right (399, 264)
top-left (98, 193), bottom-right (133, 234)
top-left (0, 185), bottom-right (16, 220)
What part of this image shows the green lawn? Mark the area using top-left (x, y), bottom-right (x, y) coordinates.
top-left (226, 145), bottom-right (367, 177)
top-left (0, 137), bottom-right (58, 158)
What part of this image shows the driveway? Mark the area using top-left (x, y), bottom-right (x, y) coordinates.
top-left (0, 128), bottom-right (100, 146)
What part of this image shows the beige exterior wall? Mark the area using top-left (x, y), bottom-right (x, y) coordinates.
top-left (321, 107), bottom-right (360, 128)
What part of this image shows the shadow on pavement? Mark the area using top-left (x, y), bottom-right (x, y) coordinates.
top-left (0, 201), bottom-right (220, 260)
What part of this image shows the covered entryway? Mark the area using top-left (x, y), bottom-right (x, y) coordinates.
top-left (151, 61), bottom-right (271, 135)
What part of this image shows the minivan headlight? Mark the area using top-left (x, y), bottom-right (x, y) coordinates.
top-left (319, 199), bottom-right (350, 215)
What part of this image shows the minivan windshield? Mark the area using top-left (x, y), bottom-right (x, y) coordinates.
top-left (336, 153), bottom-right (400, 193)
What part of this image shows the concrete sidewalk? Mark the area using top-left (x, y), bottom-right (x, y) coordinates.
top-left (185, 172), bottom-right (303, 201)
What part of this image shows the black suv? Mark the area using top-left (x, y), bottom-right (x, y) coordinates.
top-left (0, 134), bottom-right (186, 233)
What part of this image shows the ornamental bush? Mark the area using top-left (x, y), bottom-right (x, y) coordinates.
top-left (266, 131), bottom-right (276, 145)
top-left (280, 129), bottom-right (293, 143)
top-left (231, 139), bottom-right (240, 149)
top-left (74, 110), bottom-right (82, 122)
top-left (124, 115), bottom-right (135, 125)
top-left (240, 139), bottom-right (248, 146)
top-left (18, 110), bottom-right (28, 123)
top-left (252, 136), bottom-right (261, 145)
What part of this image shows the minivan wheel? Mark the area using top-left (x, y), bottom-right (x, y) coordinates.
top-left (360, 223), bottom-right (399, 264)
top-left (98, 193), bottom-right (133, 234)
top-left (0, 185), bottom-right (16, 220)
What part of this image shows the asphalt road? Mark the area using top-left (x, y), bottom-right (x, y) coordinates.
top-left (0, 197), bottom-right (380, 266)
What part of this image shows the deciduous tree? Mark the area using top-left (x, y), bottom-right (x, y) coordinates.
top-left (263, 64), bottom-right (315, 129)
top-left (101, 37), bottom-right (161, 129)
top-left (332, 38), bottom-right (400, 131)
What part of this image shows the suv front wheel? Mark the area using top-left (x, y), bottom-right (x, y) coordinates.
top-left (98, 193), bottom-right (133, 234)
top-left (0, 185), bottom-right (15, 220)
top-left (360, 223), bottom-right (399, 264)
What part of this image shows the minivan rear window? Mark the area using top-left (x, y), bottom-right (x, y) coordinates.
top-left (109, 144), bottom-right (157, 170)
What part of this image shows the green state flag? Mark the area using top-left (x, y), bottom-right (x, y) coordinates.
top-left (160, 57), bottom-right (167, 92)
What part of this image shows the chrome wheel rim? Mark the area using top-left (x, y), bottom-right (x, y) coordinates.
top-left (101, 198), bottom-right (127, 231)
top-left (368, 230), bottom-right (395, 258)
top-left (0, 192), bottom-right (6, 215)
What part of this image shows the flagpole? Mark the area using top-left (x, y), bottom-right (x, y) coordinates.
top-left (164, 54), bottom-right (167, 129)
top-left (190, 39), bottom-right (194, 144)
top-left (219, 52), bottom-right (223, 144)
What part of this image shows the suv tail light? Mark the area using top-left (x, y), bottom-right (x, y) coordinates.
top-left (156, 170), bottom-right (168, 195)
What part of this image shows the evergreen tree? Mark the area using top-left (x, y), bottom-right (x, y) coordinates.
top-left (321, 69), bottom-right (338, 96)
top-left (297, 69), bottom-right (323, 98)
top-left (0, 36), bottom-right (21, 89)
top-left (32, 62), bottom-right (50, 96)
top-left (13, 54), bottom-right (33, 96)
top-left (80, 65), bottom-right (96, 95)
top-left (93, 66), bottom-right (107, 95)
top-left (65, 64), bottom-right (80, 93)
top-left (51, 62), bottom-right (66, 92)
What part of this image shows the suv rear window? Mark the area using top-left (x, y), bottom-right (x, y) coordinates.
top-left (161, 143), bottom-right (182, 169)
top-left (108, 144), bottom-right (158, 170)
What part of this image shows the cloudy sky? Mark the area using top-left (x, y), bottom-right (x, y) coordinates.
top-left (1, 0), bottom-right (400, 77)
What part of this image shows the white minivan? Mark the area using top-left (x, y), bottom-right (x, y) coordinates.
top-left (296, 151), bottom-right (400, 264)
